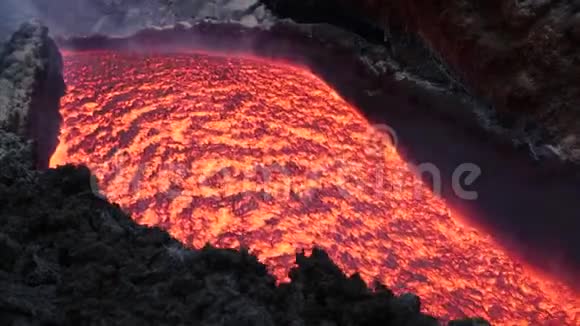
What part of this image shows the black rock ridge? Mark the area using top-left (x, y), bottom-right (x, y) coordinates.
top-left (0, 21), bottom-right (64, 168)
top-left (0, 138), bottom-right (488, 325)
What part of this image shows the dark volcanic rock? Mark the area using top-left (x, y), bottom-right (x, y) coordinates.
top-left (0, 21), bottom-right (65, 168)
top-left (0, 142), bottom-right (487, 325)
top-left (263, 0), bottom-right (580, 162)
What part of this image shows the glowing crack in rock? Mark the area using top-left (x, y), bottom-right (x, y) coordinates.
top-left (50, 50), bottom-right (580, 325)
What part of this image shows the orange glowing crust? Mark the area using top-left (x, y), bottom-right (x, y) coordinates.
top-left (51, 50), bottom-right (579, 325)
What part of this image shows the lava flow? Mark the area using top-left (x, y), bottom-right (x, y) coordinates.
top-left (50, 50), bottom-right (579, 325)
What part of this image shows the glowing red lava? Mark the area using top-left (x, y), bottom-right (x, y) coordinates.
top-left (50, 50), bottom-right (579, 325)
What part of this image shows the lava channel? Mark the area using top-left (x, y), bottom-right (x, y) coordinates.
top-left (50, 50), bottom-right (580, 325)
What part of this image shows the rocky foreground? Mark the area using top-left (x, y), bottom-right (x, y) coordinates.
top-left (0, 132), bottom-right (491, 326)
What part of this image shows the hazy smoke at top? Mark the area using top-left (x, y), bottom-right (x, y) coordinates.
top-left (0, 0), bottom-right (274, 40)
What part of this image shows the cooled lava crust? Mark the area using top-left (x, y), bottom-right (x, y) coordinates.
top-left (50, 49), bottom-right (579, 325)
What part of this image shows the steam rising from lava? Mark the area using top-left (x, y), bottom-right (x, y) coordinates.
top-left (50, 50), bottom-right (579, 324)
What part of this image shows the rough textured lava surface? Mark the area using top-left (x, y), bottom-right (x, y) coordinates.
top-left (50, 50), bottom-right (579, 324)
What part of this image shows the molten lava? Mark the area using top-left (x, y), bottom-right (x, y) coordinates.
top-left (50, 50), bottom-right (579, 325)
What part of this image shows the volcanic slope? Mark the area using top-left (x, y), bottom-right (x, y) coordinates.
top-left (50, 50), bottom-right (579, 325)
